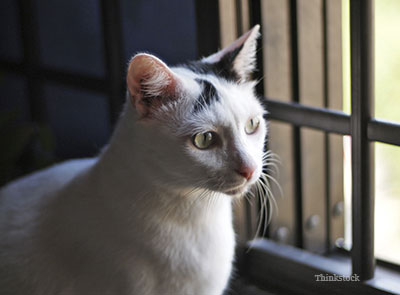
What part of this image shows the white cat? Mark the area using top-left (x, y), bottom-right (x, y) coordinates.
top-left (0, 25), bottom-right (266, 295)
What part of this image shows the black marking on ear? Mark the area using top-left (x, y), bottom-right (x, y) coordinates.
top-left (193, 79), bottom-right (219, 113)
top-left (182, 45), bottom-right (243, 82)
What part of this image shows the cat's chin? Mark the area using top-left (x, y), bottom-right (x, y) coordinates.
top-left (222, 186), bottom-right (247, 197)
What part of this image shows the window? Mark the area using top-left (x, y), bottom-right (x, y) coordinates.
top-left (1, 0), bottom-right (400, 294)
top-left (214, 0), bottom-right (400, 294)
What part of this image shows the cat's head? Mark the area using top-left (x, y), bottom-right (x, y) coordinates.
top-left (126, 25), bottom-right (266, 197)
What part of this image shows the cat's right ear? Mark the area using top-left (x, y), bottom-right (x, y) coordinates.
top-left (202, 25), bottom-right (260, 83)
top-left (127, 53), bottom-right (180, 117)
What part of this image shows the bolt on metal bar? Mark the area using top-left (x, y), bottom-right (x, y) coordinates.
top-left (100, 0), bottom-right (125, 126)
top-left (350, 0), bottom-right (375, 280)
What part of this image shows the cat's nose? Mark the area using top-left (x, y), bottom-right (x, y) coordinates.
top-left (235, 166), bottom-right (255, 181)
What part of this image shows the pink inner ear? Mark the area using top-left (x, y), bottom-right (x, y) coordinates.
top-left (127, 54), bottom-right (178, 116)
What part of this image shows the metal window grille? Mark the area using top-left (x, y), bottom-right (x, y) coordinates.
top-left (0, 0), bottom-right (125, 126)
top-left (1, 0), bottom-right (400, 293)
top-left (198, 0), bottom-right (400, 291)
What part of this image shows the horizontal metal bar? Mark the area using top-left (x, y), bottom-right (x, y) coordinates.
top-left (2, 60), bottom-right (399, 149)
top-left (240, 239), bottom-right (400, 295)
top-left (264, 98), bottom-right (351, 135)
top-left (0, 60), bottom-right (107, 93)
top-left (368, 119), bottom-right (400, 146)
top-left (265, 99), bottom-right (400, 147)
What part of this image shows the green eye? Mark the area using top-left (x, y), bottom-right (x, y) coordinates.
top-left (245, 117), bottom-right (260, 134)
top-left (193, 131), bottom-right (215, 149)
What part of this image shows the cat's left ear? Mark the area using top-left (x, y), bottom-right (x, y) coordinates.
top-left (127, 53), bottom-right (181, 117)
top-left (202, 25), bottom-right (260, 82)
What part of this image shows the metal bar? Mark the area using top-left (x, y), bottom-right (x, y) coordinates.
top-left (17, 0), bottom-right (45, 123)
top-left (248, 0), bottom-right (269, 238)
top-left (368, 119), bottom-right (400, 146)
top-left (0, 60), bottom-right (107, 93)
top-left (194, 0), bottom-right (220, 57)
top-left (248, 0), bottom-right (264, 96)
top-left (4, 61), bottom-right (399, 149)
top-left (322, 0), bottom-right (331, 251)
top-left (100, 0), bottom-right (125, 125)
top-left (289, 0), bottom-right (303, 249)
top-left (235, 0), bottom-right (243, 36)
top-left (350, 0), bottom-right (375, 280)
top-left (242, 239), bottom-right (400, 295)
top-left (264, 99), bottom-right (351, 134)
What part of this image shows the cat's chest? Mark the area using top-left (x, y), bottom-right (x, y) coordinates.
top-left (130, 201), bottom-right (236, 294)
top-left (154, 208), bottom-right (235, 268)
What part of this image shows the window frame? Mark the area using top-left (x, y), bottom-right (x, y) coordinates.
top-left (0, 0), bottom-right (125, 126)
top-left (198, 0), bottom-right (400, 293)
top-left (1, 0), bottom-right (400, 293)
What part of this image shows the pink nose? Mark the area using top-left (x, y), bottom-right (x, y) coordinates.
top-left (236, 166), bottom-right (255, 180)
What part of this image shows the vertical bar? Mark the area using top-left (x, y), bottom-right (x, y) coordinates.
top-left (262, 0), bottom-right (295, 245)
top-left (325, 0), bottom-right (345, 251)
top-left (100, 0), bottom-right (125, 126)
top-left (248, 0), bottom-right (269, 237)
top-left (350, 0), bottom-right (375, 280)
top-left (322, 0), bottom-right (331, 251)
top-left (195, 0), bottom-right (220, 57)
top-left (17, 0), bottom-right (46, 123)
top-left (297, 0), bottom-right (327, 254)
top-left (248, 0), bottom-right (264, 95)
top-left (235, 0), bottom-right (243, 35)
top-left (289, 0), bottom-right (303, 249)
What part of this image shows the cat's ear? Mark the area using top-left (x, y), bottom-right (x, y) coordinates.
top-left (127, 53), bottom-right (180, 116)
top-left (202, 25), bottom-right (260, 82)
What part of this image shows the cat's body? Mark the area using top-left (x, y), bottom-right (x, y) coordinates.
top-left (0, 26), bottom-right (266, 295)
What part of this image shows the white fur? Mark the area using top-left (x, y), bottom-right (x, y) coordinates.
top-left (0, 26), bottom-right (266, 295)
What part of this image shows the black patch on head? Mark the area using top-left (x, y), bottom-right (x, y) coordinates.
top-left (193, 79), bottom-right (219, 113)
top-left (182, 45), bottom-right (243, 82)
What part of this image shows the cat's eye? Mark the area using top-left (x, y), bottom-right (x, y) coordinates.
top-left (245, 117), bottom-right (260, 134)
top-left (193, 132), bottom-right (216, 149)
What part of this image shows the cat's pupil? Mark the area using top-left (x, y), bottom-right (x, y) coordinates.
top-left (245, 116), bottom-right (260, 134)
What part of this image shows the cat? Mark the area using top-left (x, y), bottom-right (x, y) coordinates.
top-left (0, 25), bottom-right (267, 295)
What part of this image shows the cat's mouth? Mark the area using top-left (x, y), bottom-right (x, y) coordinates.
top-left (222, 183), bottom-right (248, 196)
top-left (220, 176), bottom-right (259, 196)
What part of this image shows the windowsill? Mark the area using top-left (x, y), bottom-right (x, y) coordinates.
top-left (237, 239), bottom-right (400, 295)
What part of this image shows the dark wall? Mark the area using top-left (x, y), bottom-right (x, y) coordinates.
top-left (0, 0), bottom-right (198, 184)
